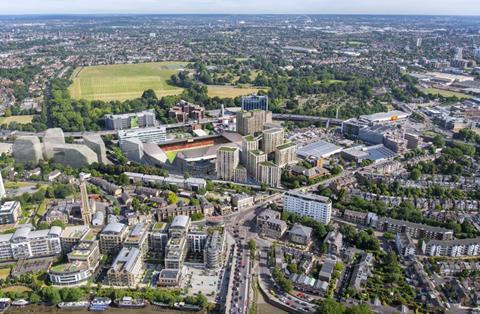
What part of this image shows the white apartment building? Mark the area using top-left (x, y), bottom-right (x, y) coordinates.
top-left (118, 126), bottom-right (167, 145)
top-left (0, 225), bottom-right (62, 262)
top-left (422, 238), bottom-right (480, 257)
top-left (283, 191), bottom-right (332, 224)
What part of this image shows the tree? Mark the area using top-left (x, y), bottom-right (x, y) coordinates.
top-left (410, 168), bottom-right (421, 180)
top-left (345, 304), bottom-right (373, 314)
top-left (168, 192), bottom-right (178, 205)
top-left (183, 172), bottom-right (190, 179)
top-left (248, 239), bottom-right (257, 252)
top-left (37, 221), bottom-right (50, 230)
top-left (433, 134), bottom-right (445, 148)
top-left (41, 286), bottom-right (61, 305)
top-left (50, 219), bottom-right (66, 229)
top-left (316, 298), bottom-right (346, 314)
top-left (287, 263), bottom-right (298, 274)
top-left (141, 89), bottom-right (157, 100)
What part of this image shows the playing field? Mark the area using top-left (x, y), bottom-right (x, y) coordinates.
top-left (421, 87), bottom-right (472, 99)
top-left (0, 115), bottom-right (33, 125)
top-left (69, 62), bottom-right (187, 101)
top-left (207, 85), bottom-right (266, 98)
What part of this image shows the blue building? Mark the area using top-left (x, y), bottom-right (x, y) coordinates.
top-left (242, 94), bottom-right (268, 111)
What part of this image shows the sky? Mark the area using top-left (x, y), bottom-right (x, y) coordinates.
top-left (0, 0), bottom-right (480, 15)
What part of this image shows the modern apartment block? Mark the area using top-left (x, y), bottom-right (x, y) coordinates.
top-left (246, 149), bottom-right (267, 179)
top-left (123, 222), bottom-right (149, 256)
top-left (0, 201), bottom-right (20, 225)
top-left (242, 94), bottom-right (268, 111)
top-left (262, 127), bottom-right (284, 155)
top-left (148, 222), bottom-right (169, 257)
top-left (216, 146), bottom-right (240, 181)
top-left (107, 247), bottom-right (143, 287)
top-left (104, 110), bottom-right (157, 130)
top-left (258, 161), bottom-right (282, 188)
top-left (375, 217), bottom-right (454, 241)
top-left (118, 126), bottom-right (167, 145)
top-left (0, 225), bottom-right (62, 262)
top-left (283, 190), bottom-right (332, 224)
top-left (422, 238), bottom-right (480, 257)
top-left (99, 222), bottom-right (128, 255)
top-left (164, 236), bottom-right (188, 270)
top-left (236, 110), bottom-right (272, 136)
top-left (241, 134), bottom-right (260, 164)
top-left (204, 230), bottom-right (226, 269)
top-left (275, 141), bottom-right (297, 167)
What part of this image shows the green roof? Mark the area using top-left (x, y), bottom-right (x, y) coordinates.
top-left (250, 150), bottom-right (265, 156)
top-left (277, 141), bottom-right (296, 150)
top-left (260, 161), bottom-right (277, 167)
top-left (219, 146), bottom-right (238, 152)
top-left (153, 222), bottom-right (167, 231)
top-left (244, 135), bottom-right (255, 141)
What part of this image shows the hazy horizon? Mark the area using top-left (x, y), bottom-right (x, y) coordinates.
top-left (1, 0), bottom-right (480, 16)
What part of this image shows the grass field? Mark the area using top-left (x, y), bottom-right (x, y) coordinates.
top-left (69, 62), bottom-right (187, 101)
top-left (4, 181), bottom-right (35, 189)
top-left (0, 268), bottom-right (10, 280)
top-left (207, 85), bottom-right (265, 98)
top-left (1, 285), bottom-right (32, 293)
top-left (0, 115), bottom-right (34, 125)
top-left (421, 87), bottom-right (473, 99)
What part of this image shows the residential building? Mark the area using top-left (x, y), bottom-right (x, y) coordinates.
top-left (0, 225), bottom-right (62, 262)
top-left (289, 223), bottom-right (313, 245)
top-left (231, 194), bottom-right (254, 209)
top-left (169, 215), bottom-right (191, 239)
top-left (187, 225), bottom-right (207, 253)
top-left (241, 134), bottom-right (260, 164)
top-left (284, 191), bottom-right (332, 224)
top-left (324, 231), bottom-right (343, 256)
top-left (216, 146), bottom-right (239, 181)
top-left (258, 161), bottom-right (281, 187)
top-left (236, 110), bottom-right (272, 136)
top-left (275, 142), bottom-right (297, 167)
top-left (422, 238), bottom-right (480, 257)
top-left (124, 222), bottom-right (149, 256)
top-left (242, 94), bottom-right (268, 111)
top-left (104, 110), bottom-right (156, 130)
top-left (246, 150), bottom-right (267, 179)
top-left (234, 165), bottom-right (248, 183)
top-left (262, 127), bottom-right (284, 155)
top-left (349, 253), bottom-right (374, 291)
top-left (107, 247), bottom-right (143, 287)
top-left (0, 201), bottom-right (20, 225)
top-left (60, 225), bottom-right (89, 254)
top-left (204, 231), bottom-right (226, 269)
top-left (376, 217), bottom-right (454, 240)
top-left (257, 209), bottom-right (288, 239)
top-left (396, 233), bottom-right (416, 257)
top-left (318, 258), bottom-right (336, 282)
top-left (168, 100), bottom-right (205, 122)
top-left (99, 223), bottom-right (128, 255)
top-left (164, 236), bottom-right (188, 270)
top-left (118, 126), bottom-right (167, 145)
top-left (148, 222), bottom-right (169, 257)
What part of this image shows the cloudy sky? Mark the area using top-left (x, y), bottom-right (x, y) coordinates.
top-left (0, 0), bottom-right (479, 15)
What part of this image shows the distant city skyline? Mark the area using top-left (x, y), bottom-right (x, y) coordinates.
top-left (1, 0), bottom-right (480, 16)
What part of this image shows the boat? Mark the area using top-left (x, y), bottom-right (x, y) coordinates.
top-left (58, 301), bottom-right (90, 309)
top-left (89, 297), bottom-right (111, 311)
top-left (151, 301), bottom-right (171, 308)
top-left (11, 299), bottom-right (29, 307)
top-left (174, 302), bottom-right (202, 311)
top-left (115, 296), bottom-right (146, 308)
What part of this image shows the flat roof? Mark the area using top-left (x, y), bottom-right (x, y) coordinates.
top-left (297, 140), bottom-right (343, 159)
top-left (285, 190), bottom-right (331, 204)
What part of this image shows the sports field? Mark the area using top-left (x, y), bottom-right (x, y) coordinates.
top-left (421, 87), bottom-right (472, 99)
top-left (69, 62), bottom-right (187, 101)
top-left (207, 85), bottom-right (266, 98)
top-left (0, 115), bottom-right (34, 125)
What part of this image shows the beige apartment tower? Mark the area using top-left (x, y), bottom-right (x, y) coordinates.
top-left (236, 110), bottom-right (272, 136)
top-left (262, 127), bottom-right (285, 155)
top-left (216, 146), bottom-right (240, 181)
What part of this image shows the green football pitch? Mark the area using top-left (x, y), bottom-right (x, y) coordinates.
top-left (69, 61), bottom-right (187, 101)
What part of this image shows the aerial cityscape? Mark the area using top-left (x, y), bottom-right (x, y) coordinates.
top-left (1, 2), bottom-right (480, 314)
